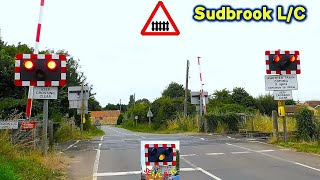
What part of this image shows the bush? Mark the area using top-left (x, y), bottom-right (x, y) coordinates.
top-left (55, 122), bottom-right (80, 142)
top-left (205, 113), bottom-right (241, 133)
top-left (117, 114), bottom-right (124, 125)
top-left (296, 107), bottom-right (317, 141)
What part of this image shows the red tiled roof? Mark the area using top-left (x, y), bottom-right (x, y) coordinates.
top-left (90, 110), bottom-right (120, 118)
top-left (304, 101), bottom-right (320, 108)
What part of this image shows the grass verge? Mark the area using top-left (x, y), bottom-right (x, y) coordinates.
top-left (273, 141), bottom-right (320, 154)
top-left (56, 122), bottom-right (104, 143)
top-left (0, 130), bottom-right (67, 180)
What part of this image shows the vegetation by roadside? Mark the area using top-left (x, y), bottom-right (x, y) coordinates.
top-left (121, 114), bottom-right (199, 134)
top-left (273, 141), bottom-right (320, 154)
top-left (0, 131), bottom-right (67, 180)
top-left (56, 120), bottom-right (104, 143)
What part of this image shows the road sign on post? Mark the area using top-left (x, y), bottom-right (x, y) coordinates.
top-left (33, 87), bottom-right (58, 99)
top-left (273, 90), bottom-right (293, 100)
top-left (147, 108), bottom-right (153, 126)
top-left (265, 50), bottom-right (300, 143)
top-left (265, 75), bottom-right (298, 91)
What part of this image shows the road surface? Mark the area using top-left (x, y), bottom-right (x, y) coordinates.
top-left (62, 125), bottom-right (320, 180)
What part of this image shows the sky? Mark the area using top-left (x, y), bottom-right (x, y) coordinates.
top-left (1, 0), bottom-right (319, 107)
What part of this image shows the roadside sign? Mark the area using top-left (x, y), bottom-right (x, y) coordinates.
top-left (273, 91), bottom-right (293, 100)
top-left (33, 87), bottom-right (58, 99)
top-left (265, 75), bottom-right (298, 91)
top-left (0, 121), bottom-right (18, 129)
top-left (68, 86), bottom-right (89, 101)
top-left (135, 116), bottom-right (139, 120)
top-left (21, 121), bottom-right (36, 130)
top-left (147, 109), bottom-right (153, 118)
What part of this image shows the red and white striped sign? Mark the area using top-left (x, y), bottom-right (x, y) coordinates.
top-left (265, 50), bottom-right (301, 75)
top-left (144, 143), bottom-right (177, 166)
top-left (14, 54), bottom-right (67, 87)
top-left (198, 57), bottom-right (207, 113)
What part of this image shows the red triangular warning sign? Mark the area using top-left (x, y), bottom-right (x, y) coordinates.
top-left (141, 1), bottom-right (180, 36)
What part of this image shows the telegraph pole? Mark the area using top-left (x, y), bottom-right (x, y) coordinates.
top-left (80, 83), bottom-right (84, 136)
top-left (184, 60), bottom-right (190, 117)
top-left (120, 99), bottom-right (122, 113)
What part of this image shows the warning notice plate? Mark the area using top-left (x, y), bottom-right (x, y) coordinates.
top-left (141, 1), bottom-right (180, 36)
top-left (33, 87), bottom-right (58, 99)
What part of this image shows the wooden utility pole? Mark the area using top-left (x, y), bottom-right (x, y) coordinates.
top-left (184, 60), bottom-right (190, 117)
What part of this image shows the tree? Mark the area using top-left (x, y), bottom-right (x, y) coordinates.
top-left (254, 94), bottom-right (277, 116)
top-left (104, 103), bottom-right (119, 110)
top-left (128, 95), bottom-right (135, 109)
top-left (162, 82), bottom-right (185, 98)
top-left (210, 88), bottom-right (233, 104)
top-left (231, 87), bottom-right (255, 108)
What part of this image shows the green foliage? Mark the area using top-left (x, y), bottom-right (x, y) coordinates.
top-left (231, 87), bottom-right (255, 108)
top-left (128, 100), bottom-right (150, 123)
top-left (205, 112), bottom-right (241, 133)
top-left (55, 122), bottom-right (80, 143)
top-left (117, 114), bottom-right (124, 125)
top-left (211, 88), bottom-right (233, 104)
top-left (254, 93), bottom-right (277, 116)
top-left (162, 82), bottom-right (185, 98)
top-left (0, 131), bottom-right (65, 179)
top-left (296, 107), bottom-right (318, 141)
top-left (151, 97), bottom-right (184, 125)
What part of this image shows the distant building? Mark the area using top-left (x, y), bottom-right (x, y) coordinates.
top-left (303, 101), bottom-right (320, 109)
top-left (90, 110), bottom-right (120, 125)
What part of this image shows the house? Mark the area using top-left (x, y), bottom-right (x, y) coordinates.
top-left (303, 101), bottom-right (320, 108)
top-left (285, 105), bottom-right (299, 116)
top-left (90, 110), bottom-right (120, 125)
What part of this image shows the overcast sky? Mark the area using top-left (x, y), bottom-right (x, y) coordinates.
top-left (1, 0), bottom-right (319, 106)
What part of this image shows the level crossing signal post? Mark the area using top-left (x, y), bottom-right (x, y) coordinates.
top-left (265, 50), bottom-right (300, 143)
top-left (14, 54), bottom-right (66, 155)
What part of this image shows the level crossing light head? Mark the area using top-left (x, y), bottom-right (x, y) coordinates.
top-left (23, 60), bottom-right (35, 71)
top-left (266, 50), bottom-right (300, 74)
top-left (148, 147), bottom-right (174, 162)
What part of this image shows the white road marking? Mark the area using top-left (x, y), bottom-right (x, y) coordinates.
top-left (200, 138), bottom-right (205, 140)
top-left (100, 136), bottom-right (104, 141)
top-left (256, 150), bottom-right (275, 153)
top-left (231, 151), bottom-right (251, 154)
top-left (92, 143), bottom-right (102, 180)
top-left (295, 162), bottom-right (320, 172)
top-left (57, 140), bottom-right (80, 154)
top-left (94, 168), bottom-right (201, 177)
top-left (181, 154), bottom-right (197, 157)
top-left (181, 157), bottom-right (223, 180)
top-left (227, 136), bottom-right (232, 139)
top-left (226, 143), bottom-right (320, 174)
top-left (280, 148), bottom-right (290, 151)
top-left (206, 153), bottom-right (225, 155)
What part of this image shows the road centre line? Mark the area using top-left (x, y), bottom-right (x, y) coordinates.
top-left (226, 143), bottom-right (320, 173)
top-left (231, 151), bottom-right (251, 154)
top-left (200, 138), bottom-right (205, 140)
top-left (181, 157), bottom-right (223, 180)
top-left (181, 154), bottom-right (197, 157)
top-left (256, 149), bottom-right (275, 153)
top-left (206, 153), bottom-right (225, 155)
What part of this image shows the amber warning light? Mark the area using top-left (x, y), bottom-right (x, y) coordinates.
top-left (23, 60), bottom-right (35, 70)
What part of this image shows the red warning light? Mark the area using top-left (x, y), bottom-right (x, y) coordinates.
top-left (47, 60), bottom-right (57, 70)
top-left (23, 60), bottom-right (35, 71)
top-left (273, 55), bottom-right (282, 62)
top-left (289, 55), bottom-right (296, 62)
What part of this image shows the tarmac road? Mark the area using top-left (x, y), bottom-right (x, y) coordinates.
top-left (62, 125), bottom-right (320, 180)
